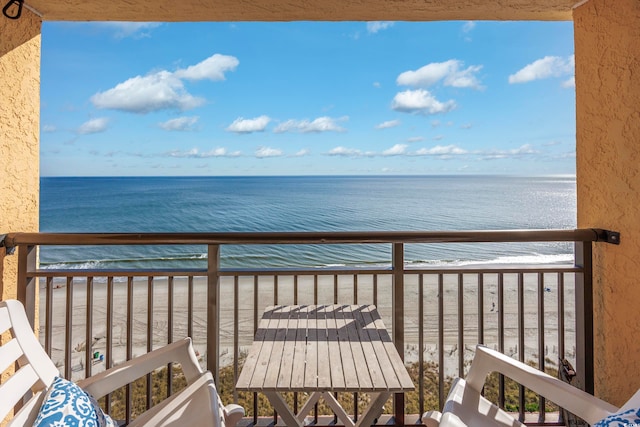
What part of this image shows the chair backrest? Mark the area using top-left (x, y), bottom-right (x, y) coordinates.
top-left (0, 299), bottom-right (59, 424)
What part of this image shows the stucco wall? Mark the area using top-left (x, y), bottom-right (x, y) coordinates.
top-left (574, 0), bottom-right (640, 406)
top-left (25, 0), bottom-right (576, 22)
top-left (0, 11), bottom-right (41, 301)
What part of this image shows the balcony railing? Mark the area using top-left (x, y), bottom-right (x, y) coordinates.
top-left (0, 229), bottom-right (619, 425)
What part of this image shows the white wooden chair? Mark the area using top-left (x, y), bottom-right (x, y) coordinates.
top-left (0, 299), bottom-right (244, 426)
top-left (422, 345), bottom-right (640, 427)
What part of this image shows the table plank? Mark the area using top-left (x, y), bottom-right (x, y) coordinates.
top-left (344, 305), bottom-right (373, 390)
top-left (303, 305), bottom-right (319, 389)
top-left (276, 306), bottom-right (298, 389)
top-left (247, 305), bottom-right (281, 390)
top-left (335, 305), bottom-right (359, 391)
top-left (290, 305), bottom-right (308, 390)
top-left (236, 305), bottom-right (275, 390)
top-left (263, 306), bottom-right (291, 391)
top-left (358, 305), bottom-right (401, 390)
top-left (326, 305), bottom-right (345, 390)
top-left (368, 306), bottom-right (415, 391)
top-left (317, 305), bottom-right (332, 389)
top-left (353, 305), bottom-right (390, 390)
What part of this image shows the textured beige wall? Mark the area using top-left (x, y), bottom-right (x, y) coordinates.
top-left (26, 0), bottom-right (575, 22)
top-left (0, 11), bottom-right (41, 301)
top-left (574, 0), bottom-right (640, 406)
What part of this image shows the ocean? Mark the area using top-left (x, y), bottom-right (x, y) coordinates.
top-left (39, 175), bottom-right (577, 270)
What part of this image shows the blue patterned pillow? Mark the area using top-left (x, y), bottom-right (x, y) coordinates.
top-left (593, 408), bottom-right (640, 426)
top-left (34, 376), bottom-right (117, 427)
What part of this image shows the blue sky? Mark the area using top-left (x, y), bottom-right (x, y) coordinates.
top-left (40, 21), bottom-right (576, 176)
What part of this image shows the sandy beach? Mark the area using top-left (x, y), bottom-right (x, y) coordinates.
top-left (39, 271), bottom-right (577, 381)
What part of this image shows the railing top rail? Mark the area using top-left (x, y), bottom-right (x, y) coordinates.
top-left (26, 264), bottom-right (581, 278)
top-left (1, 228), bottom-right (618, 248)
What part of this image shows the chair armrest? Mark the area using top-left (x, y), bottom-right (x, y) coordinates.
top-left (421, 410), bottom-right (442, 427)
top-left (465, 345), bottom-right (618, 425)
top-left (223, 403), bottom-right (245, 427)
top-left (77, 338), bottom-right (203, 399)
top-left (126, 372), bottom-right (244, 427)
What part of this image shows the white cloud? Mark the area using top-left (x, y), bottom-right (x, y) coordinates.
top-left (407, 136), bottom-right (425, 143)
top-left (91, 54), bottom-right (238, 114)
top-left (171, 150), bottom-right (190, 158)
top-left (326, 144), bottom-right (469, 158)
top-left (373, 82), bottom-right (381, 88)
top-left (96, 22), bottom-right (161, 38)
top-left (222, 149), bottom-right (242, 157)
top-left (382, 144), bottom-right (408, 156)
top-left (460, 123), bottom-right (473, 129)
top-left (512, 144), bottom-right (537, 154)
top-left (415, 145), bottom-right (468, 156)
top-left (562, 76), bottom-right (575, 88)
top-left (273, 116), bottom-right (347, 133)
top-left (391, 89), bottom-right (456, 115)
top-left (226, 115), bottom-right (271, 133)
top-left (293, 149), bottom-right (310, 157)
top-left (543, 140), bottom-right (562, 147)
top-left (462, 21), bottom-right (476, 33)
top-left (367, 21), bottom-right (394, 34)
top-left (91, 71), bottom-right (204, 113)
top-left (77, 117), bottom-right (109, 134)
top-left (42, 124), bottom-right (57, 132)
top-left (557, 151), bottom-right (576, 159)
top-left (255, 147), bottom-right (283, 158)
top-left (158, 141), bottom-right (553, 163)
top-left (166, 147), bottom-right (241, 158)
top-left (327, 147), bottom-right (362, 157)
top-left (159, 116), bottom-right (199, 131)
top-left (446, 65), bottom-right (483, 88)
top-left (509, 55), bottom-right (574, 84)
top-left (397, 60), bottom-right (483, 89)
top-left (480, 144), bottom-right (538, 160)
top-left (375, 120), bottom-right (401, 130)
top-left (174, 54), bottom-right (239, 81)
top-left (397, 61), bottom-right (451, 87)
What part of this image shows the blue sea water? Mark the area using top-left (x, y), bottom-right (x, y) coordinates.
top-left (39, 175), bottom-right (577, 270)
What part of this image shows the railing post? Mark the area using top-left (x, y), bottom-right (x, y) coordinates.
top-left (17, 244), bottom-right (37, 329)
top-left (207, 244), bottom-right (221, 381)
top-left (574, 241), bottom-right (594, 394)
top-left (392, 243), bottom-right (405, 426)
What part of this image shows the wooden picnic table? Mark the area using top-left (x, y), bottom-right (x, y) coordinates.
top-left (236, 304), bottom-right (414, 427)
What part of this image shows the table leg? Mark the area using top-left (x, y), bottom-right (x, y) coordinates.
top-left (321, 392), bottom-right (355, 427)
top-left (264, 392), bottom-right (304, 427)
top-left (296, 392), bottom-right (322, 423)
top-left (263, 390), bottom-right (390, 427)
top-left (355, 392), bottom-right (391, 427)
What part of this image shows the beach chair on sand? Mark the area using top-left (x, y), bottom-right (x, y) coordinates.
top-left (422, 345), bottom-right (640, 427)
top-left (0, 299), bottom-right (244, 427)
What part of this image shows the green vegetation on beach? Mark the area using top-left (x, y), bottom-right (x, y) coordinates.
top-left (104, 358), bottom-right (559, 421)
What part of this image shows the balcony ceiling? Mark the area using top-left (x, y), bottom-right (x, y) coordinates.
top-left (27, 0), bottom-right (576, 22)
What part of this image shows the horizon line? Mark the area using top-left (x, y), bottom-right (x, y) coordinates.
top-left (40, 173), bottom-right (577, 179)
